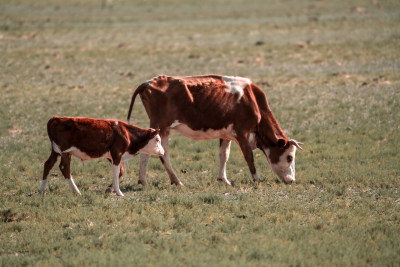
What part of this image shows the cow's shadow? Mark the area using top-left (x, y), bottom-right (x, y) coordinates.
top-left (120, 184), bottom-right (143, 192)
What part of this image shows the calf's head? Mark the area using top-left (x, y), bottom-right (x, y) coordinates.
top-left (139, 129), bottom-right (164, 156)
top-left (259, 139), bottom-right (303, 184)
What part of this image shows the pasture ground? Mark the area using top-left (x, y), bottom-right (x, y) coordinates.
top-left (0, 0), bottom-right (399, 266)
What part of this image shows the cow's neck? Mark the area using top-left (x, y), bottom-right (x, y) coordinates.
top-left (258, 110), bottom-right (288, 147)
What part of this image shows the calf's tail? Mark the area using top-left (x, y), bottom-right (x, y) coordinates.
top-left (46, 116), bottom-right (58, 142)
top-left (127, 83), bottom-right (147, 124)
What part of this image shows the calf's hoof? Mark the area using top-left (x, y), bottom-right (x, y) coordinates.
top-left (217, 177), bottom-right (232, 186)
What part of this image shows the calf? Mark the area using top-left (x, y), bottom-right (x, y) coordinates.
top-left (127, 75), bottom-right (302, 186)
top-left (40, 116), bottom-right (164, 196)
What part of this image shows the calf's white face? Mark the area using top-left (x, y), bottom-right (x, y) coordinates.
top-left (139, 134), bottom-right (164, 156)
top-left (264, 145), bottom-right (298, 184)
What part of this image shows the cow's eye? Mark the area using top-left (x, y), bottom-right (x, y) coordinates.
top-left (287, 155), bottom-right (293, 163)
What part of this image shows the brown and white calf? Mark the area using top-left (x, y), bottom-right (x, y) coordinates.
top-left (127, 74), bottom-right (302, 186)
top-left (40, 116), bottom-right (164, 196)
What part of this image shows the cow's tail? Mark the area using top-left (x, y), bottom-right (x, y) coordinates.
top-left (127, 83), bottom-right (147, 124)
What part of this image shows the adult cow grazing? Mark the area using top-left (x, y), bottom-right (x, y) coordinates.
top-left (40, 116), bottom-right (164, 196)
top-left (127, 74), bottom-right (302, 186)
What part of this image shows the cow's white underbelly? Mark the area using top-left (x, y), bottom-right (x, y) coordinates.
top-left (170, 121), bottom-right (237, 141)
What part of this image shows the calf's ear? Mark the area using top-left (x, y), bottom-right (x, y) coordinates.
top-left (150, 128), bottom-right (161, 137)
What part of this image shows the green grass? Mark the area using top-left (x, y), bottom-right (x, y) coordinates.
top-left (0, 0), bottom-right (399, 266)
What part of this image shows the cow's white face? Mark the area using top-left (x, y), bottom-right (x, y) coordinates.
top-left (262, 140), bottom-right (302, 184)
top-left (140, 134), bottom-right (164, 156)
top-left (265, 146), bottom-right (297, 184)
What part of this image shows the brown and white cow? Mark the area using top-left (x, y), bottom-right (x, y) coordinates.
top-left (40, 116), bottom-right (164, 196)
top-left (127, 74), bottom-right (302, 186)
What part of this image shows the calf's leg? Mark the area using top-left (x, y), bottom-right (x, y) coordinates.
top-left (112, 164), bottom-right (124, 196)
top-left (59, 153), bottom-right (81, 195)
top-left (40, 150), bottom-right (59, 193)
top-left (106, 163), bottom-right (123, 193)
top-left (108, 151), bottom-right (124, 196)
top-left (218, 139), bottom-right (232, 185)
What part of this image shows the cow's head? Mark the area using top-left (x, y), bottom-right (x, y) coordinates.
top-left (140, 129), bottom-right (165, 156)
top-left (258, 138), bottom-right (303, 184)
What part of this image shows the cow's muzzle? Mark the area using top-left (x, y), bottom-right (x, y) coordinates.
top-left (283, 175), bottom-right (295, 184)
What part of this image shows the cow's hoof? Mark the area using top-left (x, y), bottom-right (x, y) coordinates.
top-left (138, 180), bottom-right (147, 186)
top-left (171, 180), bottom-right (183, 186)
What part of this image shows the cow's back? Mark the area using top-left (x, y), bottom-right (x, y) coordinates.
top-left (140, 75), bottom-right (261, 131)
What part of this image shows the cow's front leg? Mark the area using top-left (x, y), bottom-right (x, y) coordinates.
top-left (237, 136), bottom-right (261, 182)
top-left (159, 130), bottom-right (183, 186)
top-left (218, 139), bottom-right (232, 185)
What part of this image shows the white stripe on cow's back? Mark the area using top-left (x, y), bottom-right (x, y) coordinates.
top-left (221, 76), bottom-right (251, 102)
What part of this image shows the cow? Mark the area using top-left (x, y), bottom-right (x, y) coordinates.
top-left (127, 74), bottom-right (303, 187)
top-left (40, 116), bottom-right (164, 196)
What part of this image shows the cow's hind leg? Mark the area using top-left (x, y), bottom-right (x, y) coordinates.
top-left (59, 153), bottom-right (81, 195)
top-left (138, 153), bottom-right (151, 186)
top-left (40, 150), bottom-right (59, 193)
top-left (218, 139), bottom-right (232, 185)
top-left (159, 130), bottom-right (183, 186)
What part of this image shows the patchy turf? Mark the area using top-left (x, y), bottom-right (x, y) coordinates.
top-left (0, 0), bottom-right (399, 266)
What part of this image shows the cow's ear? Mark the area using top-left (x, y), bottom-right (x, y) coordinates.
top-left (277, 139), bottom-right (286, 149)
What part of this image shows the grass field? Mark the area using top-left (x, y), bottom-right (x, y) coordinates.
top-left (1, 0), bottom-right (399, 265)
